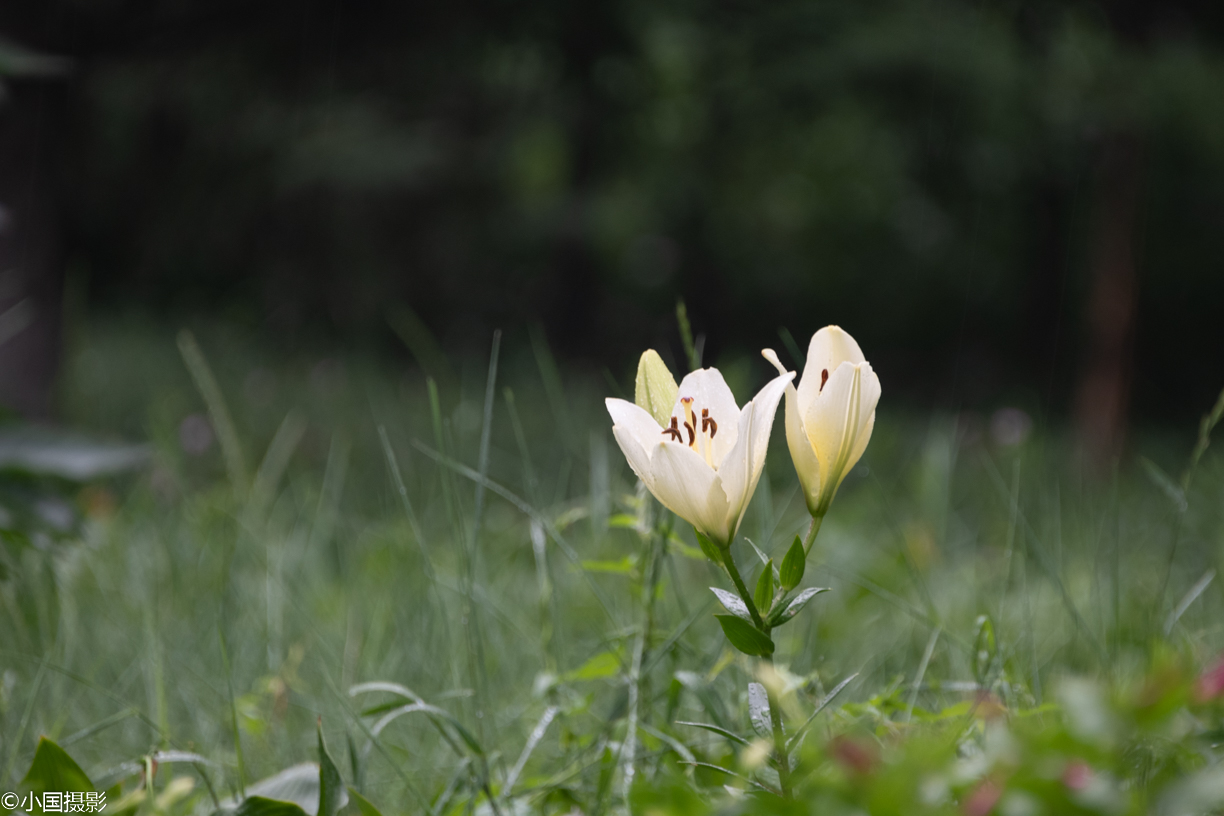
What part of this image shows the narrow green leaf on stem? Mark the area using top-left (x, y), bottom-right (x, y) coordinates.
top-left (710, 588), bottom-right (751, 621)
top-left (747, 683), bottom-right (772, 738)
top-left (754, 559), bottom-right (775, 615)
top-left (768, 587), bottom-right (830, 627)
top-left (715, 615), bottom-right (775, 657)
top-left (780, 536), bottom-right (805, 591)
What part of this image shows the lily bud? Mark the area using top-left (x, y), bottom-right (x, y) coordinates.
top-left (763, 326), bottom-right (880, 520)
top-left (634, 350), bottom-right (679, 427)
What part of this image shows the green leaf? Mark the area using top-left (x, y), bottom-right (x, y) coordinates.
top-left (768, 587), bottom-right (830, 626)
top-left (714, 615), bottom-right (774, 657)
top-left (563, 651), bottom-right (622, 681)
top-left (580, 556), bottom-right (636, 574)
top-left (606, 513), bottom-right (640, 529)
top-left (233, 764), bottom-right (320, 812)
top-left (695, 530), bottom-right (722, 566)
top-left (754, 559), bottom-right (775, 614)
top-left (779, 536), bottom-right (805, 591)
top-left (709, 588), bottom-right (751, 621)
top-left (0, 427), bottom-right (149, 481)
top-left (674, 721), bottom-right (751, 747)
top-left (234, 797), bottom-right (311, 816)
top-left (21, 737), bottom-right (93, 794)
top-left (747, 683), bottom-right (772, 737)
top-left (744, 537), bottom-right (771, 566)
top-left (316, 720), bottom-right (347, 816)
top-left (347, 788), bottom-right (384, 816)
top-left (668, 540), bottom-right (707, 561)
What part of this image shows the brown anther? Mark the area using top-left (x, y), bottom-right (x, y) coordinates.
top-left (820, 368), bottom-right (829, 392)
top-left (683, 421), bottom-right (696, 446)
top-left (662, 416), bottom-right (684, 442)
top-left (701, 408), bottom-right (718, 438)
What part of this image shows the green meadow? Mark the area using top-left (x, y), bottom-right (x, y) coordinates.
top-left (2, 316), bottom-right (1224, 815)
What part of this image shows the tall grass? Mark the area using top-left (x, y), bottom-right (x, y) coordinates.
top-left (0, 316), bottom-right (1222, 813)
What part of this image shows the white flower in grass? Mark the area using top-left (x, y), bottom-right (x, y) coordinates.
top-left (607, 356), bottom-right (793, 548)
top-left (762, 326), bottom-right (881, 518)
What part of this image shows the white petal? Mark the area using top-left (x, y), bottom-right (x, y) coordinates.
top-left (841, 364), bottom-right (881, 477)
top-left (712, 402), bottom-right (757, 541)
top-left (844, 409), bottom-right (876, 477)
top-left (711, 369), bottom-right (792, 542)
top-left (797, 326), bottom-right (866, 415)
top-left (607, 397), bottom-right (665, 446)
top-left (649, 440), bottom-right (731, 543)
top-left (802, 361), bottom-right (860, 490)
top-left (736, 370), bottom-right (793, 523)
top-left (612, 423), bottom-right (655, 491)
top-left (671, 368), bottom-right (741, 464)
top-left (854, 363), bottom-right (881, 442)
top-left (763, 348), bottom-right (823, 513)
top-left (608, 397), bottom-right (667, 487)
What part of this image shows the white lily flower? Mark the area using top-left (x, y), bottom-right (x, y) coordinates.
top-left (762, 326), bottom-right (881, 518)
top-left (607, 363), bottom-right (794, 548)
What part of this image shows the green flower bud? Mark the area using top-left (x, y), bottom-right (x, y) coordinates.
top-left (634, 349), bottom-right (679, 427)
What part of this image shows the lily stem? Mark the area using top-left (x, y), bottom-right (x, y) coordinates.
top-left (721, 547), bottom-right (764, 630)
top-left (722, 545), bottom-right (793, 798)
top-left (763, 656), bottom-right (793, 799)
top-left (802, 514), bottom-right (824, 557)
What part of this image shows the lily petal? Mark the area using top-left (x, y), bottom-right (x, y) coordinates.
top-left (798, 326), bottom-right (866, 414)
top-left (671, 368), bottom-right (741, 465)
top-left (802, 361), bottom-right (862, 489)
top-left (763, 348), bottom-right (823, 514)
top-left (732, 370), bottom-right (794, 528)
top-left (650, 440), bottom-right (731, 543)
top-left (608, 398), bottom-right (665, 489)
top-left (842, 364), bottom-right (881, 473)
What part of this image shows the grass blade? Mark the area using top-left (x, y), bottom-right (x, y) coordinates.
top-left (177, 330), bottom-right (248, 496)
top-left (674, 721), bottom-right (751, 747)
top-left (1164, 569), bottom-right (1216, 636)
top-left (249, 410), bottom-right (307, 520)
top-left (504, 706), bottom-right (559, 794)
top-left (218, 627), bottom-right (246, 796)
top-left (905, 627), bottom-right (942, 724)
top-left (787, 673), bottom-right (858, 750)
top-left (411, 440), bottom-right (620, 626)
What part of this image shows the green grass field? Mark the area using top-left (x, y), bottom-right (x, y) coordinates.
top-left (2, 316), bottom-right (1224, 815)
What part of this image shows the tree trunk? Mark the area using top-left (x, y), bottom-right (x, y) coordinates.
top-left (1074, 135), bottom-right (1143, 470)
top-left (0, 80), bottom-right (64, 420)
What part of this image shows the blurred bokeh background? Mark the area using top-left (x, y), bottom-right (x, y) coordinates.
top-left (1, 0), bottom-right (1222, 454)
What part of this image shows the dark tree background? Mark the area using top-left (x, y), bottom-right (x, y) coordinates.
top-left (2, 0), bottom-right (1223, 447)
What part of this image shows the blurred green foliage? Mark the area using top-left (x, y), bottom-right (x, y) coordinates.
top-left (0, 318), bottom-right (1219, 813)
top-left (2, 0), bottom-right (1224, 419)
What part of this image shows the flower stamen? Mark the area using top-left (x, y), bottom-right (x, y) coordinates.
top-left (820, 368), bottom-right (829, 392)
top-left (681, 398), bottom-right (698, 448)
top-left (662, 416), bottom-right (684, 442)
top-left (702, 408), bottom-right (717, 438)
